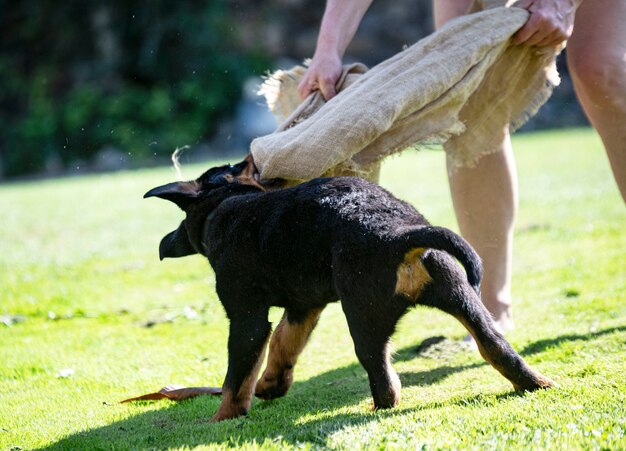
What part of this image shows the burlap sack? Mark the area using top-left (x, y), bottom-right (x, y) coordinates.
top-left (251, 3), bottom-right (560, 182)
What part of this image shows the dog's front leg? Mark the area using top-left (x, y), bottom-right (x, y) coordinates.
top-left (341, 301), bottom-right (403, 410)
top-left (212, 312), bottom-right (272, 422)
top-left (255, 307), bottom-right (324, 400)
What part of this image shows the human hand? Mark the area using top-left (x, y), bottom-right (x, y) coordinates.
top-left (513, 0), bottom-right (578, 47)
top-left (297, 52), bottom-right (343, 101)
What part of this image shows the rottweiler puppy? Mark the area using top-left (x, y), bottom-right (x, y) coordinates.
top-left (145, 156), bottom-right (553, 422)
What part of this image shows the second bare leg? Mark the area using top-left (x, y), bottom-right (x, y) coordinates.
top-left (447, 139), bottom-right (517, 332)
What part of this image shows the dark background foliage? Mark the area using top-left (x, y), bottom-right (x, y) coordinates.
top-left (0, 0), bottom-right (269, 177)
top-left (0, 0), bottom-right (586, 178)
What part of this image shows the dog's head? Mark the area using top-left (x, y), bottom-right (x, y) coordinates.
top-left (144, 155), bottom-right (264, 260)
top-left (144, 155), bottom-right (264, 210)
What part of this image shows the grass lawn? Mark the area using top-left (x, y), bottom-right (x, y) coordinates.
top-left (1, 128), bottom-right (624, 450)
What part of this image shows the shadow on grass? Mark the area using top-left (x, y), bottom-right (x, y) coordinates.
top-left (38, 346), bottom-right (484, 449)
top-left (40, 324), bottom-right (624, 450)
top-left (519, 324), bottom-right (626, 356)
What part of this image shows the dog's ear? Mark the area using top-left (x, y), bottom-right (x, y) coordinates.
top-left (159, 220), bottom-right (197, 260)
top-left (233, 155), bottom-right (265, 191)
top-left (144, 181), bottom-right (200, 210)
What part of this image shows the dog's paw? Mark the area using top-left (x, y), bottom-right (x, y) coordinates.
top-left (210, 401), bottom-right (249, 422)
top-left (255, 381), bottom-right (289, 400)
top-left (534, 375), bottom-right (556, 389)
top-left (255, 372), bottom-right (292, 400)
top-left (210, 408), bottom-right (248, 423)
top-left (512, 373), bottom-right (556, 392)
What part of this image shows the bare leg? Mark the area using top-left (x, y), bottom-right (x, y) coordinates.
top-left (447, 138), bottom-right (517, 332)
top-left (567, 0), bottom-right (626, 203)
top-left (435, 0), bottom-right (516, 331)
top-left (433, 0), bottom-right (473, 27)
top-left (255, 308), bottom-right (324, 399)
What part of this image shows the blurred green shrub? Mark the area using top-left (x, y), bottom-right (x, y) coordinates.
top-left (0, 0), bottom-right (269, 177)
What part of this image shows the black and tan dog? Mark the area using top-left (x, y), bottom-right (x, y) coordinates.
top-left (145, 156), bottom-right (553, 422)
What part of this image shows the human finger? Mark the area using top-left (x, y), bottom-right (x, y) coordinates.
top-left (535, 30), bottom-right (565, 47)
top-left (317, 75), bottom-right (338, 100)
top-left (513, 1), bottom-right (572, 47)
top-left (297, 75), bottom-right (318, 100)
top-left (513, 12), bottom-right (545, 45)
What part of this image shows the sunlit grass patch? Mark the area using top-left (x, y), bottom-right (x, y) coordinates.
top-left (1, 128), bottom-right (625, 450)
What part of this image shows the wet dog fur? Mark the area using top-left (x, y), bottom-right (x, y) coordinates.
top-left (145, 156), bottom-right (553, 422)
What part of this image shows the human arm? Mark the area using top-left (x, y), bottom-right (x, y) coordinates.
top-left (297, 0), bottom-right (373, 100)
top-left (513, 0), bottom-right (583, 46)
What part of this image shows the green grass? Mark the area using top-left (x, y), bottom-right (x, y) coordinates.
top-left (1, 128), bottom-right (625, 450)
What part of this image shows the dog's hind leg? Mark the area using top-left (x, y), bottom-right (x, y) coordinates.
top-left (255, 307), bottom-right (324, 400)
top-left (212, 307), bottom-right (272, 422)
top-left (341, 300), bottom-right (405, 410)
top-left (459, 298), bottom-right (553, 391)
top-left (420, 252), bottom-right (554, 392)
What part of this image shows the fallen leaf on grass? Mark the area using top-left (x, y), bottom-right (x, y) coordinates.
top-left (121, 385), bottom-right (222, 403)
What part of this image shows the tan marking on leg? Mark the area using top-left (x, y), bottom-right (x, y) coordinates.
top-left (256, 308), bottom-right (323, 398)
top-left (394, 248), bottom-right (432, 300)
top-left (211, 332), bottom-right (271, 422)
top-left (457, 316), bottom-right (554, 392)
top-left (456, 315), bottom-right (518, 378)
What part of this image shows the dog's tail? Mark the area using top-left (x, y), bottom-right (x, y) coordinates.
top-left (395, 226), bottom-right (483, 294)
